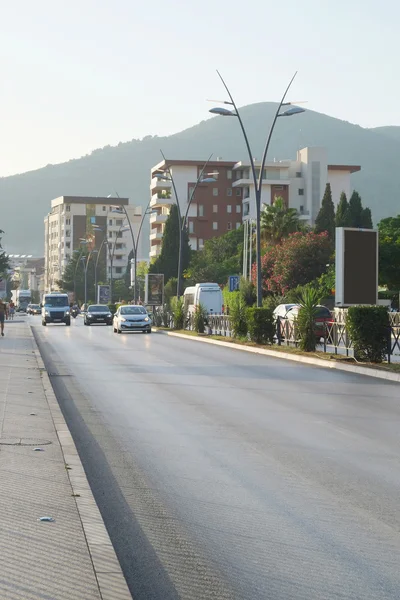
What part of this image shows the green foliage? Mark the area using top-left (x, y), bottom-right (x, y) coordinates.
top-left (186, 226), bottom-right (243, 285)
top-left (239, 276), bottom-right (256, 306)
top-left (108, 303), bottom-right (117, 315)
top-left (262, 294), bottom-right (287, 311)
top-left (261, 197), bottom-right (302, 244)
top-left (378, 215), bottom-right (400, 289)
top-left (335, 192), bottom-right (350, 227)
top-left (58, 249), bottom-right (97, 303)
top-left (378, 290), bottom-right (399, 310)
top-left (296, 288), bottom-right (322, 352)
top-left (0, 230), bottom-right (9, 274)
top-left (149, 205), bottom-right (191, 287)
top-left (193, 303), bottom-right (208, 333)
top-left (171, 297), bottom-right (185, 330)
top-left (246, 307), bottom-right (275, 345)
top-left (164, 277), bottom-right (178, 306)
top-left (347, 191), bottom-right (363, 227)
top-left (315, 183), bottom-right (335, 240)
top-left (360, 207), bottom-right (373, 229)
top-left (347, 306), bottom-right (389, 363)
top-left (113, 278), bottom-right (130, 302)
top-left (230, 296), bottom-right (248, 338)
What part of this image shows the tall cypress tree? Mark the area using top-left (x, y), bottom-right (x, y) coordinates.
top-left (335, 192), bottom-right (350, 227)
top-left (149, 204), bottom-right (191, 283)
top-left (347, 191), bottom-right (363, 227)
top-left (360, 207), bottom-right (373, 229)
top-left (315, 183), bottom-right (336, 241)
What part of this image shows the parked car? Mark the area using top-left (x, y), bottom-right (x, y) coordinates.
top-left (272, 303), bottom-right (297, 321)
top-left (27, 304), bottom-right (41, 315)
top-left (113, 305), bottom-right (152, 334)
top-left (285, 304), bottom-right (334, 340)
top-left (84, 304), bottom-right (113, 326)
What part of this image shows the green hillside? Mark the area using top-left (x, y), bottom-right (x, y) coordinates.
top-left (1, 103), bottom-right (400, 255)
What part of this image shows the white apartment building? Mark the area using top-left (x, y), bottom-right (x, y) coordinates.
top-left (44, 196), bottom-right (142, 292)
top-left (233, 146), bottom-right (361, 224)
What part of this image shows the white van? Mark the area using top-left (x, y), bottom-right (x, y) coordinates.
top-left (183, 283), bottom-right (223, 315)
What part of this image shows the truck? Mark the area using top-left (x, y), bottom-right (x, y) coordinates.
top-left (183, 283), bottom-right (223, 315)
top-left (41, 292), bottom-right (71, 326)
top-left (16, 289), bottom-right (32, 312)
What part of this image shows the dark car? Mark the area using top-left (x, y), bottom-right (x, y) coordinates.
top-left (286, 305), bottom-right (334, 340)
top-left (84, 304), bottom-right (113, 326)
top-left (27, 304), bottom-right (41, 315)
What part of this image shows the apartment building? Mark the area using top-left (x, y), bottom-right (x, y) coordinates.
top-left (234, 146), bottom-right (361, 223)
top-left (149, 159), bottom-right (243, 259)
top-left (44, 196), bottom-right (142, 292)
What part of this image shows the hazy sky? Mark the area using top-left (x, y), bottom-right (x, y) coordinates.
top-left (1, 0), bottom-right (398, 176)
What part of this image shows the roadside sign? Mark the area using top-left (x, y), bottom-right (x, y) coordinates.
top-left (145, 274), bottom-right (164, 306)
top-left (97, 285), bottom-right (110, 304)
top-left (229, 275), bottom-right (239, 292)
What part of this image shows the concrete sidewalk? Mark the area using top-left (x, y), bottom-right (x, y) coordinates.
top-left (0, 322), bottom-right (132, 600)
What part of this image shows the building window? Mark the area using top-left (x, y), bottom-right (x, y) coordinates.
top-left (227, 222), bottom-right (232, 231)
top-left (103, 206), bottom-right (106, 211)
top-left (236, 204), bottom-right (241, 213)
top-left (115, 267), bottom-right (122, 274)
top-left (300, 205), bottom-right (304, 213)
top-left (243, 202), bottom-right (249, 217)
top-left (116, 243), bottom-right (123, 249)
top-left (227, 188), bottom-right (232, 196)
top-left (117, 231), bottom-right (123, 238)
top-left (189, 221), bottom-right (194, 233)
top-left (236, 222), bottom-right (241, 230)
top-left (116, 219), bottom-right (123, 226)
top-left (66, 205), bottom-right (71, 212)
top-left (213, 204), bottom-right (218, 213)
top-left (109, 219), bottom-right (113, 226)
top-left (109, 232), bottom-right (113, 238)
top-left (65, 218), bottom-right (71, 225)
top-left (213, 188), bottom-right (218, 196)
top-left (299, 188), bottom-right (304, 196)
top-left (199, 238), bottom-right (204, 248)
top-left (65, 230), bottom-right (70, 237)
top-left (227, 170), bottom-right (232, 180)
top-left (236, 188), bottom-right (242, 197)
top-left (188, 187), bottom-right (195, 200)
top-left (66, 242), bottom-right (71, 249)
top-left (213, 222), bottom-right (218, 230)
top-left (227, 205), bottom-right (232, 213)
top-left (296, 171), bottom-right (302, 178)
top-left (115, 255), bottom-right (123, 260)
top-left (198, 204), bottom-right (204, 217)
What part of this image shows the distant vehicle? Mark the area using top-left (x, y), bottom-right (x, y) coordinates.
top-left (183, 283), bottom-right (223, 315)
top-left (84, 305), bottom-right (113, 326)
top-left (113, 305), bottom-right (151, 334)
top-left (272, 304), bottom-right (297, 322)
top-left (42, 293), bottom-right (71, 326)
top-left (284, 304), bottom-right (334, 341)
top-left (27, 304), bottom-right (41, 315)
top-left (16, 289), bottom-right (31, 312)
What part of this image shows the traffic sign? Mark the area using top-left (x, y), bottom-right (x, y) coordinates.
top-left (229, 275), bottom-right (239, 292)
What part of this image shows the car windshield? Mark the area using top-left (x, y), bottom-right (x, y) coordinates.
top-left (315, 307), bottom-right (331, 318)
top-left (120, 306), bottom-right (147, 315)
top-left (44, 297), bottom-right (68, 307)
top-left (31, 305), bottom-right (40, 309)
top-left (88, 305), bottom-right (109, 313)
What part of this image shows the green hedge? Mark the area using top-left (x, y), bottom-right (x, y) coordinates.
top-left (378, 290), bottom-right (399, 310)
top-left (108, 303), bottom-right (117, 315)
top-left (347, 305), bottom-right (390, 363)
top-left (247, 307), bottom-right (275, 345)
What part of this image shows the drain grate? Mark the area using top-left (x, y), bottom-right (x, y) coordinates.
top-left (0, 438), bottom-right (52, 446)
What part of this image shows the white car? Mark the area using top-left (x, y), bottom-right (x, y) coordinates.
top-left (272, 303), bottom-right (297, 321)
top-left (113, 305), bottom-right (152, 334)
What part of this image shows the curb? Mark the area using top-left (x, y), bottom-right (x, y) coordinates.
top-left (29, 326), bottom-right (132, 600)
top-left (154, 329), bottom-right (400, 384)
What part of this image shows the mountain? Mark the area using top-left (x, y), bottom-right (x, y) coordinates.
top-left (1, 103), bottom-right (400, 255)
top-left (370, 126), bottom-right (400, 143)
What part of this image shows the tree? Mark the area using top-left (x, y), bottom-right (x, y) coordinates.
top-left (378, 215), bottom-right (400, 289)
top-left (0, 230), bottom-right (9, 274)
top-left (186, 226), bottom-right (243, 285)
top-left (257, 231), bottom-right (332, 295)
top-left (261, 197), bottom-right (301, 245)
top-left (360, 207), bottom-right (373, 229)
top-left (57, 250), bottom-right (97, 303)
top-left (315, 183), bottom-right (335, 240)
top-left (335, 192), bottom-right (350, 227)
top-left (347, 191), bottom-right (363, 227)
top-left (149, 205), bottom-right (191, 285)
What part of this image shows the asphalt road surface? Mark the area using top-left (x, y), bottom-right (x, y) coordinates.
top-left (31, 316), bottom-right (400, 600)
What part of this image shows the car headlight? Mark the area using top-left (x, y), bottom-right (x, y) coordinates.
top-left (144, 317), bottom-right (149, 322)
top-left (45, 310), bottom-right (50, 316)
top-left (65, 311), bottom-right (70, 316)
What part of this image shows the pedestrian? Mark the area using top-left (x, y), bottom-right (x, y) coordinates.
top-left (8, 300), bottom-right (15, 320)
top-left (0, 299), bottom-right (8, 336)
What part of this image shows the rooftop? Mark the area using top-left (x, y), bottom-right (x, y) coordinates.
top-left (51, 195), bottom-right (129, 207)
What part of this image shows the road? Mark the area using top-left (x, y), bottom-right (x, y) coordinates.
top-left (31, 316), bottom-right (400, 600)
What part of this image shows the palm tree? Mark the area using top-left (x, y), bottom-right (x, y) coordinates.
top-left (261, 197), bottom-right (301, 245)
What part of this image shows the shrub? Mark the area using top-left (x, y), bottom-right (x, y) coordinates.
top-left (296, 288), bottom-right (321, 352)
top-left (193, 303), bottom-right (208, 333)
top-left (239, 277), bottom-right (256, 306)
top-left (347, 306), bottom-right (390, 363)
top-left (246, 307), bottom-right (274, 345)
top-left (171, 297), bottom-right (185, 330)
top-left (262, 293), bottom-right (287, 312)
top-left (230, 296), bottom-right (248, 338)
top-left (108, 303), bottom-right (117, 315)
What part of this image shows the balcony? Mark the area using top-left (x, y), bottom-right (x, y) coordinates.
top-left (150, 177), bottom-right (172, 193)
top-left (150, 231), bottom-right (163, 242)
top-left (150, 212), bottom-right (169, 225)
top-left (150, 245), bottom-right (161, 258)
top-left (150, 192), bottom-right (174, 209)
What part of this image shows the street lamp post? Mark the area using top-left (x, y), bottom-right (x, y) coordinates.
top-left (156, 152), bottom-right (216, 298)
top-left (209, 71), bottom-right (305, 307)
top-left (83, 250), bottom-right (98, 305)
top-left (73, 240), bottom-right (88, 301)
